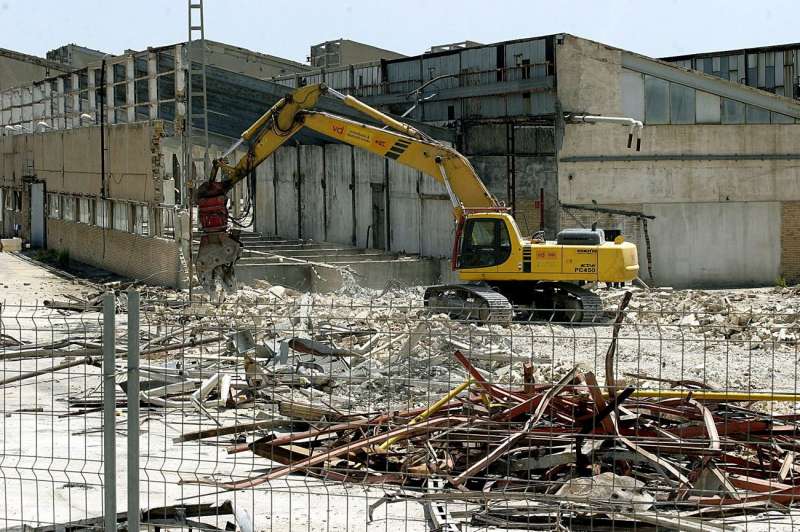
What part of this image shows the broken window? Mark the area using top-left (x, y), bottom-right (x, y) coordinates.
top-left (521, 59), bottom-right (531, 80)
top-left (47, 193), bottom-right (61, 219)
top-left (134, 204), bottom-right (150, 236)
top-left (79, 197), bottom-right (94, 224)
top-left (112, 201), bottom-right (129, 232)
top-left (97, 199), bottom-right (111, 228)
top-left (62, 196), bottom-right (76, 222)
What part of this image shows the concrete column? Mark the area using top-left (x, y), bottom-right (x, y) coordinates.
top-left (88, 67), bottom-right (96, 114)
top-left (0, 90), bottom-right (6, 127)
top-left (55, 78), bottom-right (65, 130)
top-left (105, 62), bottom-right (114, 124)
top-left (71, 72), bottom-right (80, 128)
top-left (147, 52), bottom-right (158, 119)
top-left (42, 82), bottom-right (52, 122)
top-left (126, 56), bottom-right (135, 123)
top-left (174, 44), bottom-right (186, 129)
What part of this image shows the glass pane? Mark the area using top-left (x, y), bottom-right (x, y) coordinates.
top-left (644, 75), bottom-right (669, 124)
top-left (721, 98), bottom-right (745, 124)
top-left (470, 220), bottom-right (496, 246)
top-left (772, 112), bottom-right (794, 124)
top-left (746, 105), bottom-right (770, 124)
top-left (696, 91), bottom-right (720, 124)
top-left (669, 83), bottom-right (695, 124)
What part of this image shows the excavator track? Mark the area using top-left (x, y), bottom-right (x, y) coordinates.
top-left (424, 282), bottom-right (604, 324)
top-left (548, 282), bottom-right (603, 324)
top-left (424, 283), bottom-right (514, 323)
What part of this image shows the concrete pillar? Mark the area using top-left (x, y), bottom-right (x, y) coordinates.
top-left (174, 44), bottom-right (186, 130)
top-left (148, 52), bottom-right (158, 119)
top-left (55, 78), bottom-right (65, 130)
top-left (105, 62), bottom-right (114, 124)
top-left (70, 72), bottom-right (80, 128)
top-left (126, 56), bottom-right (135, 123)
top-left (88, 67), bottom-right (96, 114)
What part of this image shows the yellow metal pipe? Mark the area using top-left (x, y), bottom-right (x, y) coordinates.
top-left (379, 378), bottom-right (473, 450)
top-left (624, 389), bottom-right (800, 402)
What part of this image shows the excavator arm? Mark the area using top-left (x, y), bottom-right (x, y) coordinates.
top-left (195, 83), bottom-right (499, 297)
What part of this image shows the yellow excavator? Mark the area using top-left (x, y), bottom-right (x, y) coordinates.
top-left (195, 83), bottom-right (639, 322)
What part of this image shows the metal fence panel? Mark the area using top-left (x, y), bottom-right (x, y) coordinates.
top-left (5, 285), bottom-right (800, 530)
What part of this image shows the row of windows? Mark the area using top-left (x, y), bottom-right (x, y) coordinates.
top-left (670, 50), bottom-right (798, 99)
top-left (1, 51), bottom-right (178, 130)
top-left (46, 193), bottom-right (151, 236)
top-left (623, 70), bottom-right (797, 126)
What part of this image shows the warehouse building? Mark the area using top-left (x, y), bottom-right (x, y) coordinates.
top-left (1, 34), bottom-right (799, 289)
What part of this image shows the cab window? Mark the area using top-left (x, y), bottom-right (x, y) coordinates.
top-left (458, 218), bottom-right (512, 268)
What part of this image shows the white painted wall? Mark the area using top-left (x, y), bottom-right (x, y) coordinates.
top-left (644, 201), bottom-right (781, 288)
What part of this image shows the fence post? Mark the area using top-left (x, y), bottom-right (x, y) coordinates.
top-left (127, 289), bottom-right (140, 530)
top-left (102, 292), bottom-right (117, 530)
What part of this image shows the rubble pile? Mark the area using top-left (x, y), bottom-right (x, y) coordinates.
top-left (7, 277), bottom-right (800, 530)
top-left (604, 286), bottom-right (800, 344)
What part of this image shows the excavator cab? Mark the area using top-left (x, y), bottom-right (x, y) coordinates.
top-left (457, 216), bottom-right (512, 269)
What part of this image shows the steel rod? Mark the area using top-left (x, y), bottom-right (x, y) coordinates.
top-left (102, 292), bottom-right (117, 531)
top-left (126, 289), bottom-right (140, 531)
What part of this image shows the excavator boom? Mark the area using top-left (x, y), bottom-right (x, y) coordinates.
top-left (195, 82), bottom-right (641, 324)
top-left (195, 83), bottom-right (499, 297)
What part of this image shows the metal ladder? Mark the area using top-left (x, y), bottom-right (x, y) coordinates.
top-left (184, 0), bottom-right (210, 297)
top-left (184, 0), bottom-right (210, 194)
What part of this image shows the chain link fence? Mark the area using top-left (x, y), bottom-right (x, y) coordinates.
top-left (2, 287), bottom-right (800, 531)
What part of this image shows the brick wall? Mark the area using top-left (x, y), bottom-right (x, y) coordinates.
top-left (781, 202), bottom-right (800, 284)
top-left (514, 200), bottom-right (542, 236)
top-left (47, 219), bottom-right (184, 287)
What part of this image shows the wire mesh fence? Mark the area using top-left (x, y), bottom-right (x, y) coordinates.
top-left (2, 286), bottom-right (800, 531)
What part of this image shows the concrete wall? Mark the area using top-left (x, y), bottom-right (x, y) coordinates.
top-left (0, 122), bottom-right (161, 203)
top-left (255, 144), bottom-right (455, 257)
top-left (47, 219), bottom-right (183, 287)
top-left (206, 41), bottom-right (308, 79)
top-left (555, 35), bottom-right (800, 288)
top-left (0, 52), bottom-right (66, 92)
top-left (643, 202), bottom-right (781, 288)
top-left (556, 35), bottom-right (624, 115)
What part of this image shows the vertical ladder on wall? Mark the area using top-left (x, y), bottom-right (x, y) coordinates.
top-left (185, 0), bottom-right (210, 195)
top-left (184, 0), bottom-right (210, 297)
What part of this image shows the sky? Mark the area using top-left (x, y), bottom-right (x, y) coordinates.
top-left (1, 0), bottom-right (798, 63)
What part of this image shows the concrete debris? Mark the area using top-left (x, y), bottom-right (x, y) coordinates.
top-left (6, 264), bottom-right (800, 530)
top-left (0, 237), bottom-right (23, 252)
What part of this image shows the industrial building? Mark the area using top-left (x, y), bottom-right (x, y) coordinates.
top-left (1, 33), bottom-right (799, 290)
top-left (663, 42), bottom-right (800, 100)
